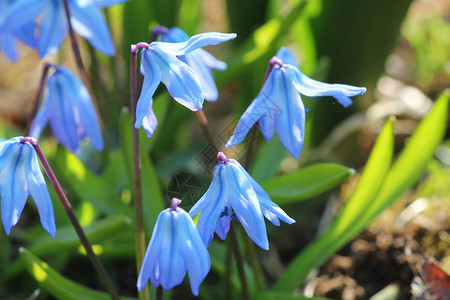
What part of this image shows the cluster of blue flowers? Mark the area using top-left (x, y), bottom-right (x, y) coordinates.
top-left (0, 3), bottom-right (366, 294)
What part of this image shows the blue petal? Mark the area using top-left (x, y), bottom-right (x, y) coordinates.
top-left (69, 1), bottom-right (115, 56)
top-left (178, 209), bottom-right (210, 296)
top-left (276, 47), bottom-right (299, 68)
top-left (47, 73), bottom-right (80, 153)
top-left (275, 69), bottom-right (305, 158)
top-left (1, 0), bottom-right (45, 32)
top-left (150, 45), bottom-right (203, 111)
top-left (160, 27), bottom-right (190, 43)
top-left (13, 22), bottom-right (38, 48)
top-left (93, 0), bottom-right (128, 8)
top-left (227, 160), bottom-right (268, 250)
top-left (190, 164), bottom-right (228, 246)
top-left (24, 143), bottom-right (56, 237)
top-left (0, 33), bottom-right (18, 62)
top-left (29, 89), bottom-right (52, 139)
top-left (153, 32), bottom-right (236, 56)
top-left (60, 67), bottom-right (104, 151)
top-left (258, 110), bottom-right (276, 141)
top-left (142, 99), bottom-right (158, 137)
top-left (0, 140), bottom-right (19, 174)
top-left (285, 65), bottom-right (366, 105)
top-left (135, 50), bottom-right (161, 128)
top-left (196, 49), bottom-right (227, 70)
top-left (137, 209), bottom-right (169, 291)
top-left (236, 162), bottom-right (295, 225)
top-left (181, 51), bottom-right (219, 101)
top-left (226, 68), bottom-right (280, 148)
top-left (159, 211), bottom-right (185, 291)
top-left (214, 210), bottom-right (231, 240)
top-left (38, 1), bottom-right (67, 57)
top-left (0, 145), bottom-right (27, 235)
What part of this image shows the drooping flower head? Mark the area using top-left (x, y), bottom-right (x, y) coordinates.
top-left (1, 0), bottom-right (127, 58)
top-left (137, 198), bottom-right (210, 296)
top-left (30, 64), bottom-right (103, 154)
top-left (0, 137), bottom-right (55, 237)
top-left (0, 0), bottom-right (38, 61)
top-left (160, 26), bottom-right (228, 102)
top-left (189, 152), bottom-right (295, 250)
top-left (226, 47), bottom-right (367, 158)
top-left (134, 31), bottom-right (236, 136)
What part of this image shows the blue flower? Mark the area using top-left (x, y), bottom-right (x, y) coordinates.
top-left (135, 31), bottom-right (236, 133)
top-left (137, 198), bottom-right (210, 296)
top-left (1, 0), bottom-right (127, 58)
top-left (160, 27), bottom-right (228, 102)
top-left (0, 0), bottom-right (38, 61)
top-left (226, 47), bottom-right (367, 158)
top-left (29, 65), bottom-right (103, 154)
top-left (0, 137), bottom-right (56, 237)
top-left (189, 152), bottom-right (295, 250)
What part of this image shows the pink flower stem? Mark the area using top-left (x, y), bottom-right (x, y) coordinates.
top-left (20, 137), bottom-right (119, 300)
top-left (27, 62), bottom-right (52, 133)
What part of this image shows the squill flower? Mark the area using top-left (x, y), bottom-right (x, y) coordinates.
top-left (189, 152), bottom-right (295, 250)
top-left (134, 31), bottom-right (236, 133)
top-left (0, 0), bottom-right (37, 61)
top-left (30, 65), bottom-right (103, 154)
top-left (160, 27), bottom-right (228, 102)
top-left (1, 0), bottom-right (127, 58)
top-left (226, 47), bottom-right (367, 158)
top-left (0, 137), bottom-right (56, 236)
top-left (137, 198), bottom-right (210, 296)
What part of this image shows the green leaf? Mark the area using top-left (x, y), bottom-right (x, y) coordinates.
top-left (274, 117), bottom-right (395, 291)
top-left (6, 216), bottom-right (131, 277)
top-left (250, 136), bottom-right (288, 182)
top-left (19, 248), bottom-right (136, 300)
top-left (55, 149), bottom-right (133, 218)
top-left (275, 90), bottom-right (449, 292)
top-left (262, 163), bottom-right (354, 205)
top-left (119, 109), bottom-right (166, 232)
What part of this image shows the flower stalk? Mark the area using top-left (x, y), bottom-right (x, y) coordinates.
top-left (20, 137), bottom-right (119, 300)
top-left (61, 0), bottom-right (103, 129)
top-left (130, 45), bottom-right (149, 300)
top-left (27, 62), bottom-right (52, 132)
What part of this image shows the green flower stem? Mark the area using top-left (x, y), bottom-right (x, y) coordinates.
top-left (20, 137), bottom-right (119, 300)
top-left (229, 223), bottom-right (250, 300)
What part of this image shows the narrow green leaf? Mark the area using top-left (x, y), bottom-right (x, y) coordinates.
top-left (119, 109), bottom-right (166, 233)
top-left (250, 136), bottom-right (287, 182)
top-left (19, 248), bottom-right (136, 300)
top-left (55, 149), bottom-right (133, 218)
top-left (262, 163), bottom-right (354, 205)
top-left (275, 117), bottom-right (395, 291)
top-left (6, 216), bottom-right (131, 277)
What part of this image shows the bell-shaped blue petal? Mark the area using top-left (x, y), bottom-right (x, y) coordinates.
top-left (38, 0), bottom-right (66, 57)
top-left (135, 49), bottom-right (161, 128)
top-left (0, 137), bottom-right (55, 237)
top-left (142, 99), bottom-right (158, 137)
top-left (226, 46), bottom-right (366, 158)
top-left (149, 44), bottom-right (204, 111)
top-left (69, 0), bottom-right (115, 56)
top-left (190, 153), bottom-right (294, 250)
top-left (1, 0), bottom-right (122, 58)
top-left (135, 30), bottom-right (235, 132)
top-left (30, 66), bottom-right (104, 153)
top-left (138, 200), bottom-right (210, 296)
top-left (226, 68), bottom-right (280, 148)
top-left (156, 32), bottom-right (236, 56)
top-left (161, 27), bottom-right (228, 101)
